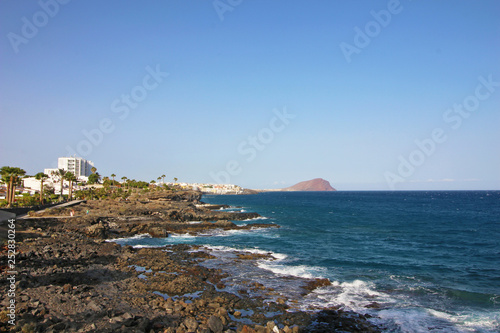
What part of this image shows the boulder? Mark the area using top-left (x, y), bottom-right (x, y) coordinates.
top-left (183, 316), bottom-right (198, 332)
top-left (207, 315), bottom-right (223, 333)
top-left (147, 227), bottom-right (168, 238)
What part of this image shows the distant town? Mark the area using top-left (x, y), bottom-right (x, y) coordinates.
top-left (0, 156), bottom-right (245, 206)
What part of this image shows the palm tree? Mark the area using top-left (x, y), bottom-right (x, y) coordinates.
top-left (161, 174), bottom-right (166, 184)
top-left (103, 176), bottom-right (110, 189)
top-left (121, 176), bottom-right (127, 188)
top-left (91, 167), bottom-right (97, 174)
top-left (111, 173), bottom-right (116, 184)
top-left (35, 172), bottom-right (49, 204)
top-left (88, 172), bottom-right (101, 185)
top-left (174, 177), bottom-right (178, 184)
top-left (52, 169), bottom-right (67, 201)
top-left (1, 166), bottom-right (26, 208)
top-left (64, 172), bottom-right (77, 201)
top-left (157, 176), bottom-right (162, 183)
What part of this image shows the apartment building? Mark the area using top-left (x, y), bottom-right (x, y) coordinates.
top-left (57, 157), bottom-right (95, 178)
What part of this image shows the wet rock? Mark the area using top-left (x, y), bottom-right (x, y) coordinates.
top-left (277, 298), bottom-right (287, 305)
top-left (303, 278), bottom-right (331, 291)
top-left (148, 227), bottom-right (168, 238)
top-left (365, 302), bottom-right (382, 309)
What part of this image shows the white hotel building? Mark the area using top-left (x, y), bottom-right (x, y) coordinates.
top-left (24, 157), bottom-right (95, 193)
top-left (56, 157), bottom-right (94, 178)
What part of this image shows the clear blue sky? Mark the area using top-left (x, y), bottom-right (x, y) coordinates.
top-left (1, 0), bottom-right (499, 190)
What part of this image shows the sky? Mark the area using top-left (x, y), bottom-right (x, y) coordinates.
top-left (1, 0), bottom-right (499, 190)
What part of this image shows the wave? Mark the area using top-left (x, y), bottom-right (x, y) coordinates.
top-left (106, 233), bottom-right (152, 243)
top-left (256, 261), bottom-right (327, 279)
top-left (169, 233), bottom-right (197, 238)
top-left (195, 227), bottom-right (279, 238)
top-left (203, 245), bottom-right (287, 261)
top-left (132, 244), bottom-right (163, 249)
top-left (242, 216), bottom-right (270, 221)
top-left (303, 280), bottom-right (500, 333)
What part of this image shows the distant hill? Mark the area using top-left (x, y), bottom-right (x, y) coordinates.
top-left (282, 178), bottom-right (336, 191)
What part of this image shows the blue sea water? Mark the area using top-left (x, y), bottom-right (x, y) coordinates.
top-left (114, 191), bottom-right (500, 332)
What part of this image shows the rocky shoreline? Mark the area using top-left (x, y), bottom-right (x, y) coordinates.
top-left (0, 190), bottom-right (381, 332)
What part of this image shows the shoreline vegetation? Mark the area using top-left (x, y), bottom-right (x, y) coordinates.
top-left (0, 189), bottom-right (380, 332)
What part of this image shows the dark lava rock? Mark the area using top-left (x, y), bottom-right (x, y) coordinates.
top-left (303, 278), bottom-right (332, 291)
top-left (207, 315), bottom-right (224, 333)
top-left (214, 220), bottom-right (236, 228)
top-left (85, 221), bottom-right (109, 238)
top-left (147, 226), bottom-right (168, 238)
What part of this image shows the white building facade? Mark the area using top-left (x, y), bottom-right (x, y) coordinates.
top-left (57, 157), bottom-right (94, 178)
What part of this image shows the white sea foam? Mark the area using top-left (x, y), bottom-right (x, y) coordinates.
top-left (106, 233), bottom-right (152, 243)
top-left (256, 262), bottom-right (326, 279)
top-left (203, 245), bottom-right (287, 261)
top-left (242, 216), bottom-right (270, 221)
top-left (304, 280), bottom-right (500, 333)
top-left (169, 233), bottom-right (197, 238)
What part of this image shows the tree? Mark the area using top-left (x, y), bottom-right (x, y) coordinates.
top-left (64, 172), bottom-right (77, 201)
top-left (35, 172), bottom-right (49, 204)
top-left (88, 172), bottom-right (101, 185)
top-left (174, 177), bottom-right (178, 184)
top-left (121, 176), bottom-right (127, 189)
top-left (161, 174), bottom-right (166, 184)
top-left (1, 166), bottom-right (26, 208)
top-left (91, 166), bottom-right (97, 174)
top-left (157, 176), bottom-right (162, 183)
top-left (103, 176), bottom-right (111, 189)
top-left (52, 169), bottom-right (67, 201)
top-left (111, 174), bottom-right (116, 183)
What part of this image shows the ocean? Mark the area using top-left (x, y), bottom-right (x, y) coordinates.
top-left (114, 191), bottom-right (500, 332)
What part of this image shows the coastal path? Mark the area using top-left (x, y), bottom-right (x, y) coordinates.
top-left (16, 200), bottom-right (87, 219)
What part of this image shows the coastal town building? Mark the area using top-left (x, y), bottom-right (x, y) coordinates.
top-left (57, 157), bottom-right (94, 178)
top-left (23, 156), bottom-right (95, 194)
top-left (155, 182), bottom-right (243, 194)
